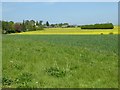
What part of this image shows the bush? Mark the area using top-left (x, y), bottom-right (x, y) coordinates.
top-left (3, 30), bottom-right (16, 34)
top-left (81, 23), bottom-right (114, 29)
top-left (15, 29), bottom-right (21, 33)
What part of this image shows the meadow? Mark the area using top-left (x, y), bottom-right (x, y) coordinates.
top-left (2, 34), bottom-right (118, 88)
top-left (15, 26), bottom-right (119, 35)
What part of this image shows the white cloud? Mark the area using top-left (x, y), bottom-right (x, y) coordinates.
top-left (1, 0), bottom-right (119, 2)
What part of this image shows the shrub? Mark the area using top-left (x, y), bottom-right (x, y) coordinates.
top-left (2, 29), bottom-right (16, 34)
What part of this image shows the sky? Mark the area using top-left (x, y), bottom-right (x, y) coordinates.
top-left (2, 2), bottom-right (118, 25)
top-left (1, 0), bottom-right (119, 2)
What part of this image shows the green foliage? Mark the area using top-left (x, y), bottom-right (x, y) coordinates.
top-left (2, 20), bottom-right (44, 34)
top-left (81, 23), bottom-right (114, 29)
top-left (50, 23), bottom-right (70, 28)
top-left (22, 20), bottom-right (26, 32)
top-left (46, 21), bottom-right (49, 26)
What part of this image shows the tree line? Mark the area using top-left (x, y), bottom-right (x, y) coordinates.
top-left (1, 20), bottom-right (46, 34)
top-left (81, 23), bottom-right (114, 29)
top-left (1, 20), bottom-right (74, 34)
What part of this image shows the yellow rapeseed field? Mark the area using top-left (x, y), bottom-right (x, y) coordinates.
top-left (15, 26), bottom-right (119, 35)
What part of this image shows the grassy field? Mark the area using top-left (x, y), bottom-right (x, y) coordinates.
top-left (14, 26), bottom-right (119, 35)
top-left (2, 34), bottom-right (118, 88)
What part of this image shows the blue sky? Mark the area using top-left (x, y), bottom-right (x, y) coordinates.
top-left (2, 2), bottom-right (118, 25)
top-left (1, 0), bottom-right (119, 2)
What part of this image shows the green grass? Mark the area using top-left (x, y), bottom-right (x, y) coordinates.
top-left (2, 35), bottom-right (118, 88)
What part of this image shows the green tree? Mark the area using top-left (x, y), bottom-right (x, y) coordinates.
top-left (30, 20), bottom-right (35, 26)
top-left (59, 23), bottom-right (63, 27)
top-left (36, 21), bottom-right (39, 26)
top-left (8, 21), bottom-right (14, 31)
top-left (63, 23), bottom-right (69, 25)
top-left (2, 21), bottom-right (9, 33)
top-left (46, 21), bottom-right (49, 27)
top-left (25, 20), bottom-right (30, 31)
top-left (21, 20), bottom-right (26, 32)
top-left (38, 20), bottom-right (44, 30)
top-left (39, 20), bottom-right (43, 25)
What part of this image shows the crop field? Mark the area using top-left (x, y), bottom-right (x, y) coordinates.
top-left (14, 26), bottom-right (119, 35)
top-left (2, 34), bottom-right (118, 88)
